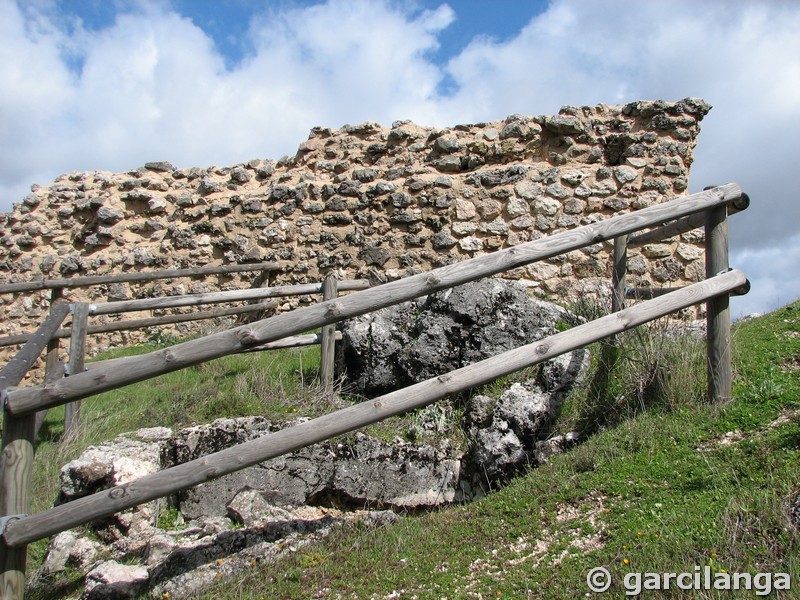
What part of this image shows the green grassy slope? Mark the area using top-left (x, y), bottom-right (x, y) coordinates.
top-left (25, 301), bottom-right (800, 598)
top-left (199, 301), bottom-right (800, 599)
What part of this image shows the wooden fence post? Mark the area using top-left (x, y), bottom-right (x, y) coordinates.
top-left (319, 274), bottom-right (339, 395)
top-left (64, 303), bottom-right (89, 441)
top-left (34, 287), bottom-right (64, 436)
top-left (705, 206), bottom-right (731, 402)
top-left (611, 236), bottom-right (627, 313)
top-left (0, 301), bottom-right (70, 600)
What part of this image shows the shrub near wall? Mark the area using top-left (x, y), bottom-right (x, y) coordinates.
top-left (0, 98), bottom-right (710, 362)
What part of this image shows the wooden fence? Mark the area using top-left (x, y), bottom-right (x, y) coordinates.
top-left (0, 183), bottom-right (750, 598)
top-left (0, 261), bottom-right (369, 438)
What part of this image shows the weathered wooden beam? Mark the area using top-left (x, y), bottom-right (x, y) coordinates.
top-left (0, 300), bottom-right (71, 598)
top-left (706, 206), bottom-right (731, 402)
top-left (319, 275), bottom-right (339, 394)
top-left (86, 333), bottom-right (340, 370)
top-left (0, 269), bottom-right (749, 548)
top-left (36, 287), bottom-right (64, 441)
top-left (628, 191), bottom-right (749, 246)
top-left (87, 279), bottom-right (370, 315)
top-left (4, 184), bottom-right (745, 417)
top-left (0, 301), bottom-right (276, 348)
top-left (611, 236), bottom-right (627, 313)
top-left (0, 262), bottom-right (281, 294)
top-left (63, 303), bottom-right (89, 441)
top-left (242, 332), bottom-right (341, 353)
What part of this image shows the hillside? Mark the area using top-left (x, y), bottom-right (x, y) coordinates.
top-left (196, 301), bottom-right (799, 599)
top-left (26, 301), bottom-right (799, 598)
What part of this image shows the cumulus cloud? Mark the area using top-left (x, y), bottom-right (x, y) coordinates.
top-left (0, 0), bottom-right (452, 206)
top-left (439, 0), bottom-right (800, 252)
top-left (1, 0), bottom-right (798, 311)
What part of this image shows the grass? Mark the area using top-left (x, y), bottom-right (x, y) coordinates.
top-left (195, 300), bottom-right (800, 599)
top-left (22, 300), bottom-right (800, 598)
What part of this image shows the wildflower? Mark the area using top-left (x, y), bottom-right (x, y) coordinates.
top-left (623, 558), bottom-right (630, 565)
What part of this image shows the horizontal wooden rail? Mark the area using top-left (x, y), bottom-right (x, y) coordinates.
top-left (84, 332), bottom-right (341, 371)
top-left (626, 286), bottom-right (687, 300)
top-left (243, 331), bottom-right (342, 352)
top-left (628, 192), bottom-right (749, 246)
top-left (4, 184), bottom-right (745, 416)
top-left (626, 281), bottom-right (750, 300)
top-left (0, 269), bottom-right (749, 547)
top-left (0, 281), bottom-right (368, 348)
top-left (0, 303), bottom-right (274, 349)
top-left (0, 262), bottom-right (280, 295)
top-left (88, 280), bottom-right (370, 315)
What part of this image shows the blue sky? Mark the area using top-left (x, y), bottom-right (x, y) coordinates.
top-left (2, 0), bottom-right (799, 316)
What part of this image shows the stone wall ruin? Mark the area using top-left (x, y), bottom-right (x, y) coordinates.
top-left (0, 98), bottom-right (711, 365)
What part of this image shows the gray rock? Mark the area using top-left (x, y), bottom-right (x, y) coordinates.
top-left (457, 347), bottom-right (587, 493)
top-left (59, 254), bottom-right (85, 274)
top-left (229, 167), bottom-right (251, 184)
top-left (144, 161), bottom-right (175, 172)
top-left (539, 349), bottom-right (591, 393)
top-left (544, 114), bottom-right (583, 135)
top-left (329, 433), bottom-right (460, 508)
top-left (434, 135), bottom-right (460, 153)
top-left (227, 488), bottom-right (275, 527)
top-left (83, 560), bottom-right (149, 599)
top-left (469, 425), bottom-right (527, 481)
top-left (432, 230), bottom-right (457, 250)
top-left (147, 197), bottom-right (168, 214)
top-left (197, 176), bottom-right (222, 195)
top-left (173, 422), bottom-right (460, 516)
top-left (95, 206), bottom-right (124, 224)
top-left (462, 395), bottom-right (495, 437)
top-left (42, 530), bottom-right (100, 573)
top-left (338, 279), bottom-right (574, 396)
top-left (494, 382), bottom-right (554, 444)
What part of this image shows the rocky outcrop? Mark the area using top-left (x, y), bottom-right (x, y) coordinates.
top-left (164, 418), bottom-right (462, 516)
top-left (1, 99), bottom-right (710, 372)
top-left (336, 278), bottom-right (582, 396)
top-left (37, 341), bottom-right (589, 598)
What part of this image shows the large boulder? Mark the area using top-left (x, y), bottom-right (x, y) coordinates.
top-left (337, 278), bottom-right (582, 396)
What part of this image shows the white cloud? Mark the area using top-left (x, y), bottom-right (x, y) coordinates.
top-left (731, 235), bottom-right (800, 318)
top-left (1, 0), bottom-right (798, 311)
top-left (0, 0), bottom-right (453, 205)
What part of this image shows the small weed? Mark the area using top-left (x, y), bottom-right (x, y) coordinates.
top-left (156, 506), bottom-right (185, 531)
